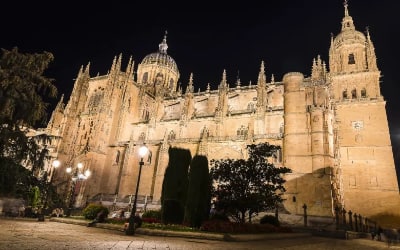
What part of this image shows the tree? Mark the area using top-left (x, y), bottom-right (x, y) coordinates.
top-left (0, 47), bottom-right (57, 203)
top-left (210, 142), bottom-right (291, 223)
top-left (0, 47), bottom-right (57, 126)
top-left (184, 155), bottom-right (211, 228)
top-left (161, 147), bottom-right (191, 224)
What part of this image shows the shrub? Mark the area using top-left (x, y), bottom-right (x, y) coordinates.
top-left (82, 204), bottom-right (109, 220)
top-left (142, 217), bottom-right (161, 224)
top-left (142, 209), bottom-right (162, 220)
top-left (259, 214), bottom-right (280, 227)
top-left (142, 209), bottom-right (162, 223)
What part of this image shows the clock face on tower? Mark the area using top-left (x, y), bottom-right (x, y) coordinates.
top-left (352, 120), bottom-right (363, 130)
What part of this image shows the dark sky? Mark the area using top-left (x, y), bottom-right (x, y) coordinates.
top-left (2, 1), bottom-right (400, 151)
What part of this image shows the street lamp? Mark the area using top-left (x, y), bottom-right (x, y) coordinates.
top-left (38, 159), bottom-right (61, 221)
top-left (126, 144), bottom-right (148, 235)
top-left (66, 162), bottom-right (91, 216)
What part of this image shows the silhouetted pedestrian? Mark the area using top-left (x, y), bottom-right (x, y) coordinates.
top-left (377, 226), bottom-right (383, 241)
top-left (371, 229), bottom-right (376, 240)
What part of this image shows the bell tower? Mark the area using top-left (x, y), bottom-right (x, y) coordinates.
top-left (329, 1), bottom-right (399, 216)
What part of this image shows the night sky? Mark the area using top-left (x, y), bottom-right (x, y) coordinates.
top-left (2, 1), bottom-right (400, 158)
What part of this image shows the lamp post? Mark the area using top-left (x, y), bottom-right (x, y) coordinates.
top-left (66, 162), bottom-right (91, 217)
top-left (38, 159), bottom-right (60, 221)
top-left (126, 145), bottom-right (148, 235)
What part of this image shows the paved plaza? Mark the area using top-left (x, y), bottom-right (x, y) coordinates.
top-left (0, 217), bottom-right (398, 250)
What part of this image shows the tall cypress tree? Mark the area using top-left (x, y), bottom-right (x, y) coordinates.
top-left (161, 147), bottom-right (191, 224)
top-left (184, 155), bottom-right (211, 228)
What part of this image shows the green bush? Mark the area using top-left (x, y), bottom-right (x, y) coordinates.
top-left (259, 214), bottom-right (280, 226)
top-left (142, 209), bottom-right (162, 220)
top-left (82, 204), bottom-right (109, 220)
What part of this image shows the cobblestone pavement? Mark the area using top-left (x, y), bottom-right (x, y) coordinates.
top-left (0, 217), bottom-right (398, 250)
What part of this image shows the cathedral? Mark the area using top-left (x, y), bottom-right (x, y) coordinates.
top-left (46, 2), bottom-right (400, 218)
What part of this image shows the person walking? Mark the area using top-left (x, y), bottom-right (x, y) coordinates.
top-left (377, 226), bottom-right (383, 241)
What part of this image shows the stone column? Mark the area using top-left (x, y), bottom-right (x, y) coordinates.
top-left (348, 210), bottom-right (353, 230)
top-left (302, 203), bottom-right (308, 227)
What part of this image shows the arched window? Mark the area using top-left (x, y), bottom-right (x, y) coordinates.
top-left (167, 130), bottom-right (176, 141)
top-left (236, 126), bottom-right (248, 139)
top-left (351, 89), bottom-right (357, 99)
top-left (348, 53), bottom-right (355, 64)
top-left (342, 89), bottom-right (348, 99)
top-left (147, 150), bottom-right (152, 164)
top-left (142, 104), bottom-right (150, 121)
top-left (201, 127), bottom-right (209, 138)
top-left (276, 149), bottom-right (282, 163)
top-left (155, 72), bottom-right (163, 85)
top-left (279, 123), bottom-right (284, 135)
top-left (361, 88), bottom-right (367, 98)
top-left (139, 132), bottom-right (146, 141)
top-left (115, 150), bottom-right (120, 164)
top-left (247, 102), bottom-right (255, 111)
top-left (142, 109), bottom-right (149, 120)
top-left (142, 72), bottom-right (148, 84)
top-left (169, 78), bottom-right (174, 89)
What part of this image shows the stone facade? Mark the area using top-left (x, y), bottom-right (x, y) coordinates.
top-left (46, 3), bottom-right (399, 217)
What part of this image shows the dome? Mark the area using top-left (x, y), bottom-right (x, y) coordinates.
top-left (141, 51), bottom-right (178, 73)
top-left (140, 32), bottom-right (179, 74)
top-left (136, 32), bottom-right (180, 95)
top-left (333, 30), bottom-right (366, 48)
top-left (333, 2), bottom-right (366, 48)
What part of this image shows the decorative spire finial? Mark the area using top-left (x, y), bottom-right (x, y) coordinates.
top-left (186, 73), bottom-right (194, 94)
top-left (260, 60), bottom-right (265, 73)
top-left (366, 26), bottom-right (370, 39)
top-left (344, 0), bottom-right (349, 17)
top-left (159, 30), bottom-right (168, 54)
top-left (257, 60), bottom-right (266, 85)
top-left (341, 0), bottom-right (354, 31)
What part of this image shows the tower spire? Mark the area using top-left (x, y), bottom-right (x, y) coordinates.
top-left (366, 26), bottom-right (371, 40)
top-left (219, 69), bottom-right (227, 88)
top-left (159, 30), bottom-right (168, 54)
top-left (186, 73), bottom-right (194, 94)
top-left (257, 60), bottom-right (267, 85)
top-left (341, 0), bottom-right (355, 31)
top-left (236, 70), bottom-right (241, 87)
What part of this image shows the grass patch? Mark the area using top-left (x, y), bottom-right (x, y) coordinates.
top-left (105, 218), bottom-right (200, 232)
top-left (142, 223), bottom-right (200, 232)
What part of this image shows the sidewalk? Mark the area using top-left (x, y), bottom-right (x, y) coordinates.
top-left (49, 217), bottom-right (311, 242)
